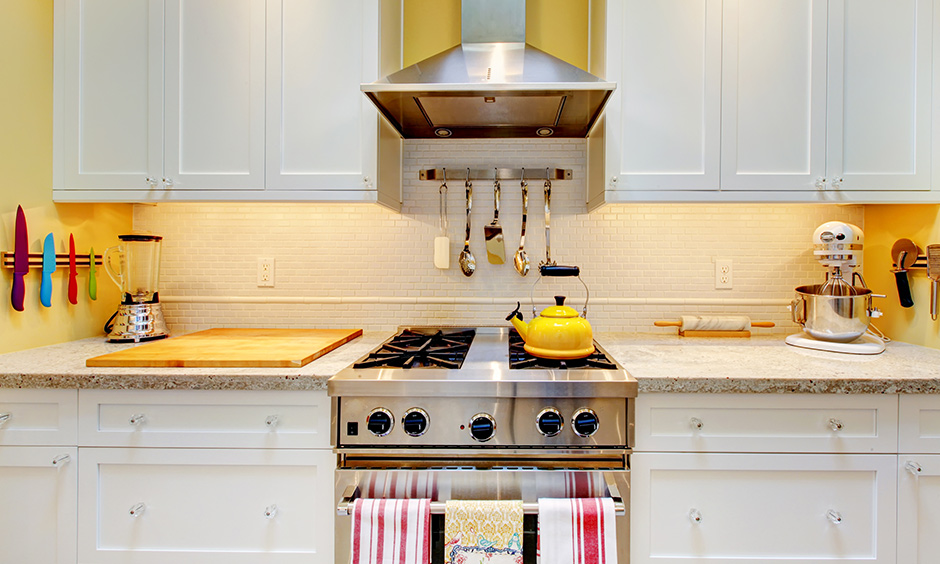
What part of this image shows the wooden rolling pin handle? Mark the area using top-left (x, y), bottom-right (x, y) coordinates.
top-left (751, 322), bottom-right (775, 327)
top-left (653, 321), bottom-right (682, 327)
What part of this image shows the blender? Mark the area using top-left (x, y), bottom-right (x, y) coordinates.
top-left (786, 222), bottom-right (885, 354)
top-left (103, 234), bottom-right (169, 343)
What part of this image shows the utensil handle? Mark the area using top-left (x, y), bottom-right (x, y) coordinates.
top-left (11, 273), bottom-right (25, 312)
top-left (493, 177), bottom-right (500, 221)
top-left (895, 269), bottom-right (914, 308)
top-left (519, 180), bottom-right (527, 246)
top-left (40, 270), bottom-right (52, 308)
top-left (544, 179), bottom-right (552, 265)
top-left (68, 272), bottom-right (78, 305)
top-left (540, 265), bottom-right (580, 277)
top-left (464, 181), bottom-right (472, 246)
top-left (932, 280), bottom-right (938, 321)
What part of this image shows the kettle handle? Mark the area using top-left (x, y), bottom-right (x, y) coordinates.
top-left (529, 270), bottom-right (591, 318)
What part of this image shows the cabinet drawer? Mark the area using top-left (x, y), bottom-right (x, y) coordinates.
top-left (0, 389), bottom-right (78, 446)
top-left (78, 389), bottom-right (330, 448)
top-left (899, 395), bottom-right (940, 453)
top-left (631, 452), bottom-right (897, 564)
top-left (78, 447), bottom-right (335, 564)
top-left (636, 393), bottom-right (898, 453)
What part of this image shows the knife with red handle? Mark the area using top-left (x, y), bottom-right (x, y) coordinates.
top-left (12, 205), bottom-right (28, 311)
top-left (68, 234), bottom-right (78, 305)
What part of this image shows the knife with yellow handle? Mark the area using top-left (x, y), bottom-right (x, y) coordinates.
top-left (88, 246), bottom-right (98, 300)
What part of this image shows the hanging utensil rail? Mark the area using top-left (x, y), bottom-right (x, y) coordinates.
top-left (1, 252), bottom-right (102, 269)
top-left (420, 168), bottom-right (571, 181)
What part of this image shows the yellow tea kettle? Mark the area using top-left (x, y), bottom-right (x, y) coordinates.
top-left (505, 265), bottom-right (594, 359)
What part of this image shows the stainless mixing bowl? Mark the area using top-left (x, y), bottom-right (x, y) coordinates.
top-left (790, 284), bottom-right (881, 343)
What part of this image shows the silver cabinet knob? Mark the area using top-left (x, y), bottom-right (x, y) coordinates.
top-left (826, 509), bottom-right (843, 524)
top-left (264, 504), bottom-right (278, 519)
top-left (265, 415), bottom-right (280, 429)
top-left (162, 177), bottom-right (174, 189)
top-left (689, 508), bottom-right (702, 524)
top-left (828, 418), bottom-right (844, 432)
top-left (129, 413), bottom-right (146, 426)
top-left (52, 454), bottom-right (71, 466)
top-left (831, 177), bottom-right (843, 189)
top-left (129, 503), bottom-right (146, 517)
top-left (689, 417), bottom-right (703, 430)
top-left (905, 461), bottom-right (923, 475)
top-left (0, 413), bottom-right (10, 427)
top-left (145, 177), bottom-right (158, 189)
top-left (815, 177), bottom-right (828, 190)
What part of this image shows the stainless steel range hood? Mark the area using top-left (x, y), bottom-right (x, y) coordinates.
top-left (362, 0), bottom-right (615, 139)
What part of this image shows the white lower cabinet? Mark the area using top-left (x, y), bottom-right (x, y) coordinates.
top-left (898, 455), bottom-right (940, 564)
top-left (632, 452), bottom-right (897, 564)
top-left (0, 446), bottom-right (77, 564)
top-left (77, 447), bottom-right (335, 564)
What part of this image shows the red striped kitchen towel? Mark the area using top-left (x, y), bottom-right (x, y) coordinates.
top-left (351, 498), bottom-right (431, 564)
top-left (537, 498), bottom-right (617, 564)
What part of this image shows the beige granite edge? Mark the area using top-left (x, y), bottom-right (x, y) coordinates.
top-left (0, 373), bottom-right (329, 391)
top-left (638, 378), bottom-right (940, 395)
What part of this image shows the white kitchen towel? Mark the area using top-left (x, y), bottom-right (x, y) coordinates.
top-left (351, 498), bottom-right (431, 564)
top-left (537, 498), bottom-right (616, 564)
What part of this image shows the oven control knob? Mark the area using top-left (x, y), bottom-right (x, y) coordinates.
top-left (572, 408), bottom-right (600, 437)
top-left (536, 407), bottom-right (564, 437)
top-left (469, 413), bottom-right (496, 442)
top-left (366, 408), bottom-right (394, 437)
top-left (402, 408), bottom-right (430, 437)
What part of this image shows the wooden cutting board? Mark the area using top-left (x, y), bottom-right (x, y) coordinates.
top-left (86, 328), bottom-right (363, 368)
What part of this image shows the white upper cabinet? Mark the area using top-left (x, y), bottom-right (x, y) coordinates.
top-left (596, 0), bottom-right (937, 204)
top-left (826, 0), bottom-right (932, 191)
top-left (54, 0), bottom-right (401, 207)
top-left (605, 0), bottom-right (721, 191)
top-left (163, 0), bottom-right (266, 191)
top-left (265, 0), bottom-right (378, 193)
top-left (55, 0), bottom-right (163, 191)
top-left (720, 0), bottom-right (828, 191)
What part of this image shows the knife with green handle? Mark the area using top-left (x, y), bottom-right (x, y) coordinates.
top-left (88, 246), bottom-right (98, 300)
top-left (40, 233), bottom-right (56, 307)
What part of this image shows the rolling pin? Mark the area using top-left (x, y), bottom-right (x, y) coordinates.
top-left (654, 316), bottom-right (775, 337)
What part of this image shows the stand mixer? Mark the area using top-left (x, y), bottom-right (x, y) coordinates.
top-left (786, 222), bottom-right (885, 354)
top-left (103, 234), bottom-right (169, 343)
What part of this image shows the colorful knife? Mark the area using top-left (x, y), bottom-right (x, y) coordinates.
top-left (88, 246), bottom-right (97, 300)
top-left (11, 205), bottom-right (28, 311)
top-left (68, 234), bottom-right (78, 305)
top-left (40, 233), bottom-right (56, 307)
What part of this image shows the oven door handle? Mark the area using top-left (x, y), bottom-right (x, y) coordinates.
top-left (336, 473), bottom-right (625, 517)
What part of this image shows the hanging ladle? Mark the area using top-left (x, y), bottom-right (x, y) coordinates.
top-left (513, 168), bottom-right (530, 276)
top-left (458, 169), bottom-right (476, 277)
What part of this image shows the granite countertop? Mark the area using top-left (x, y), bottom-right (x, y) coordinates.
top-left (0, 331), bottom-right (939, 393)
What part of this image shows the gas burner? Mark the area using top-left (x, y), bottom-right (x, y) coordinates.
top-left (508, 330), bottom-right (617, 370)
top-left (353, 328), bottom-right (476, 369)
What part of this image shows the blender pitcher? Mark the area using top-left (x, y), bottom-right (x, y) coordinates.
top-left (104, 234), bottom-right (163, 304)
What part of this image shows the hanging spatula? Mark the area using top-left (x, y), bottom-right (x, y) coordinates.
top-left (484, 170), bottom-right (506, 264)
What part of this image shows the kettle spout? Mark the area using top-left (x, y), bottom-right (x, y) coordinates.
top-left (505, 301), bottom-right (528, 341)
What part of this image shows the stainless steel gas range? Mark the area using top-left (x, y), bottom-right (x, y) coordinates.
top-left (328, 326), bottom-right (637, 564)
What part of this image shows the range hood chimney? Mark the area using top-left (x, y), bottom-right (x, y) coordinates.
top-left (362, 0), bottom-right (615, 139)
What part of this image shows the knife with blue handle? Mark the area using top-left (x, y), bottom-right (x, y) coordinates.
top-left (40, 233), bottom-right (56, 307)
top-left (12, 206), bottom-right (28, 311)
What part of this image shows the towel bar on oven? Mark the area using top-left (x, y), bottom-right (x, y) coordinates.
top-left (336, 475), bottom-right (626, 517)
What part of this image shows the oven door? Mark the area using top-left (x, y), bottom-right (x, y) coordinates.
top-left (333, 451), bottom-right (629, 564)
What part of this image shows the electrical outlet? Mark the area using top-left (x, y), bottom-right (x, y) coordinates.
top-left (257, 257), bottom-right (275, 287)
top-left (715, 258), bottom-right (733, 289)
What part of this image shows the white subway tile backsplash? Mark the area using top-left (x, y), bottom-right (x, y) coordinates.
top-left (134, 139), bottom-right (864, 334)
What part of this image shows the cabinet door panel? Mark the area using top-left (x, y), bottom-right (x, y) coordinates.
top-left (56, 0), bottom-right (163, 190)
top-left (827, 0), bottom-right (931, 190)
top-left (632, 453), bottom-right (897, 564)
top-left (611, 0), bottom-right (721, 191)
top-left (899, 455), bottom-right (940, 564)
top-left (78, 448), bottom-right (335, 564)
top-left (720, 0), bottom-right (827, 190)
top-left (899, 395), bottom-right (940, 453)
top-left (266, 0), bottom-right (378, 191)
top-left (164, 0), bottom-right (265, 190)
top-left (0, 447), bottom-right (77, 564)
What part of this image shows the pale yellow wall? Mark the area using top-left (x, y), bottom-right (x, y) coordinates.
top-left (863, 205), bottom-right (940, 349)
top-left (0, 0), bottom-right (132, 354)
top-left (403, 0), bottom-right (589, 69)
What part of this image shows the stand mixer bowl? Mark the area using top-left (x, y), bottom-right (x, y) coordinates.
top-left (790, 285), bottom-right (880, 343)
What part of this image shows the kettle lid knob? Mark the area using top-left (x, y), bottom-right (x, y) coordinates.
top-left (555, 296), bottom-right (566, 306)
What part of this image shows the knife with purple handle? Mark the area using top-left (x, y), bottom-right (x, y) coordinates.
top-left (12, 205), bottom-right (28, 311)
top-left (40, 233), bottom-right (56, 308)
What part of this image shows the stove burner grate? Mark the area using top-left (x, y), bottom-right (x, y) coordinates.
top-left (354, 328), bottom-right (476, 369)
top-left (508, 330), bottom-right (617, 370)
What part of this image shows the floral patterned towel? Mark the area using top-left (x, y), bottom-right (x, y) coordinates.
top-left (444, 500), bottom-right (524, 564)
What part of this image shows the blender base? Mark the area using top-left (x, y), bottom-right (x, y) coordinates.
top-left (106, 302), bottom-right (170, 343)
top-left (785, 331), bottom-right (885, 355)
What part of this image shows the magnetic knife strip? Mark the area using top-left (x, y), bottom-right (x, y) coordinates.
top-left (1, 252), bottom-right (102, 269)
